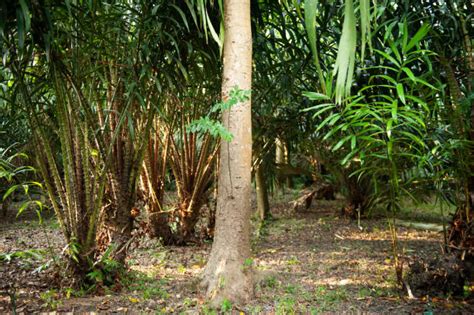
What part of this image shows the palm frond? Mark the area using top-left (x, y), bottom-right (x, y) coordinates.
top-left (333, 0), bottom-right (357, 104)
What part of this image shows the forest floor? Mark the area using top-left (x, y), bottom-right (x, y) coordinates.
top-left (1, 192), bottom-right (473, 314)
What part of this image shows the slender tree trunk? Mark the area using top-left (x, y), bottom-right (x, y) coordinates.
top-left (275, 137), bottom-right (285, 193)
top-left (284, 142), bottom-right (293, 189)
top-left (256, 163), bottom-right (270, 221)
top-left (200, 0), bottom-right (253, 305)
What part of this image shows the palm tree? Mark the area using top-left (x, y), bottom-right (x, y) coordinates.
top-left (0, 0), bottom-right (220, 284)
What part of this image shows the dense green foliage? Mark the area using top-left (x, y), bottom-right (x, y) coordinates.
top-left (0, 0), bottom-right (472, 301)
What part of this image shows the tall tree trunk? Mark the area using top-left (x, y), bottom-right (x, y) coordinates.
top-left (256, 163), bottom-right (270, 221)
top-left (200, 0), bottom-right (253, 305)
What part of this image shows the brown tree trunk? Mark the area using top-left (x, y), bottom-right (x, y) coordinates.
top-left (256, 163), bottom-right (270, 221)
top-left (200, 0), bottom-right (253, 306)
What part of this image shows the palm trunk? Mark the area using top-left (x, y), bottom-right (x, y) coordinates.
top-left (176, 200), bottom-right (202, 244)
top-left (100, 177), bottom-right (135, 264)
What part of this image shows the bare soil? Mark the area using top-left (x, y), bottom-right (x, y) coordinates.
top-left (1, 195), bottom-right (473, 314)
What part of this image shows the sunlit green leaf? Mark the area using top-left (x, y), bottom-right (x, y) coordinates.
top-left (405, 23), bottom-right (431, 52)
top-left (396, 83), bottom-right (405, 104)
top-left (333, 0), bottom-right (357, 104)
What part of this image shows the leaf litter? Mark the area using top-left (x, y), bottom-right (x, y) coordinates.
top-left (0, 195), bottom-right (472, 313)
